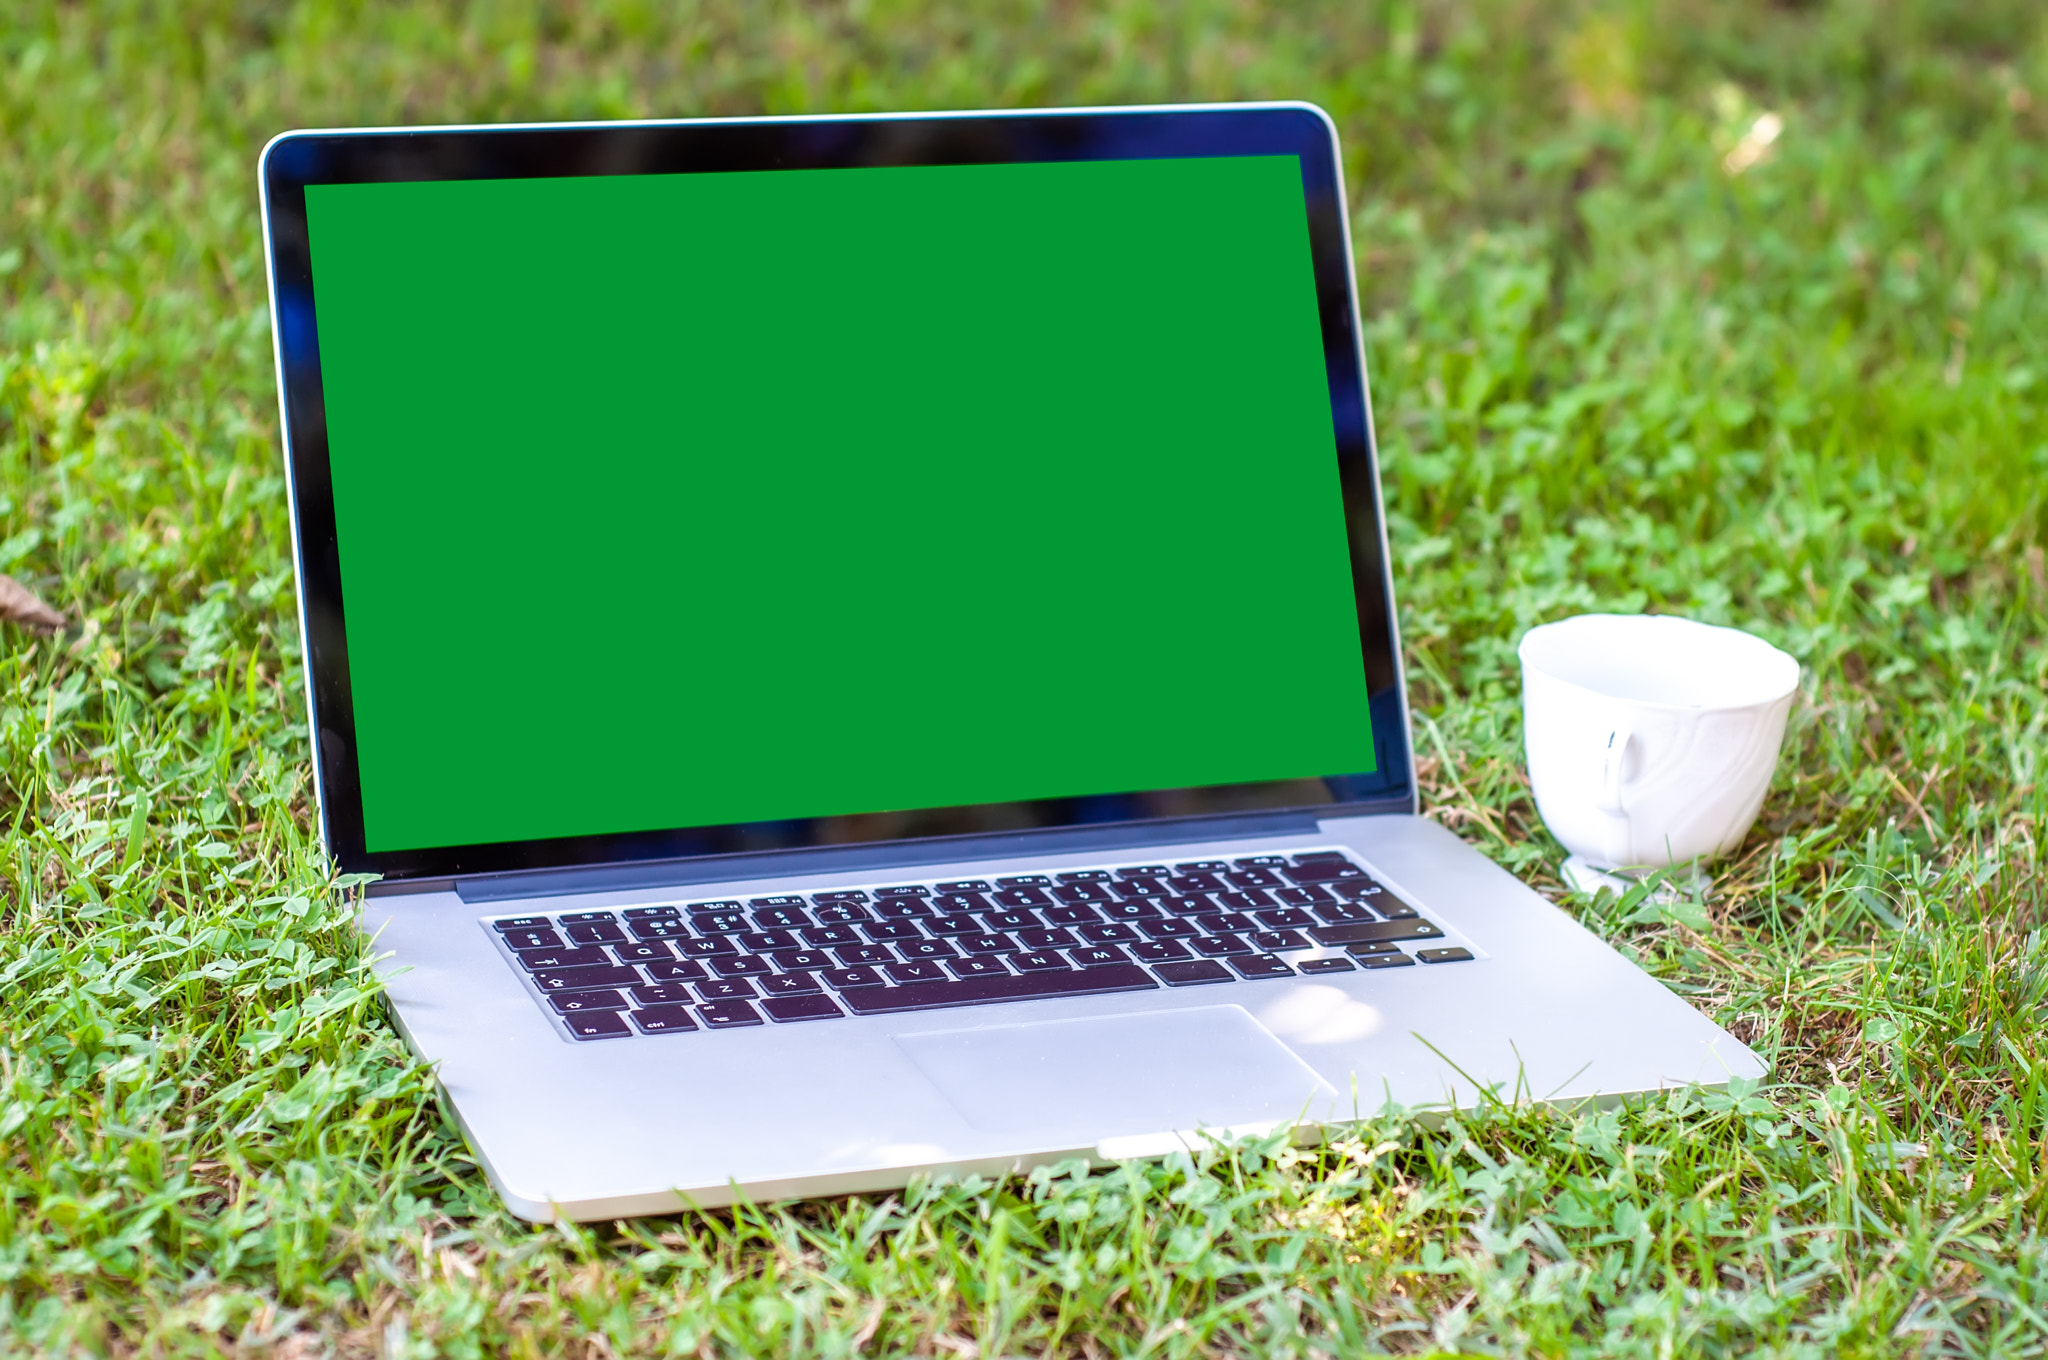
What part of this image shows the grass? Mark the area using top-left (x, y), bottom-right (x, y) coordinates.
top-left (2, 0), bottom-right (2046, 1353)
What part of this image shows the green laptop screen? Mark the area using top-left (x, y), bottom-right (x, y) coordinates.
top-left (305, 155), bottom-right (1375, 853)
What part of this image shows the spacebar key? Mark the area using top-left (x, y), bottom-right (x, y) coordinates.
top-left (840, 964), bottom-right (1157, 1014)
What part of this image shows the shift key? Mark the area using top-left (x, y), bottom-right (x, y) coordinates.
top-left (530, 964), bottom-right (643, 992)
top-left (1306, 920), bottom-right (1445, 946)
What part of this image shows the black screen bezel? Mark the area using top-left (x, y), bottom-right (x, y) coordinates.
top-left (260, 103), bottom-right (1415, 881)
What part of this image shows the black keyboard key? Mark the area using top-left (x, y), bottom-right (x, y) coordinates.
top-left (630, 983), bottom-right (697, 1005)
top-left (1254, 906), bottom-right (1315, 927)
top-left (492, 915), bottom-right (550, 932)
top-left (1274, 885), bottom-right (1334, 907)
top-left (885, 960), bottom-right (948, 984)
top-left (769, 949), bottom-right (835, 971)
top-left (695, 978), bottom-right (758, 1001)
top-left (1131, 940), bottom-right (1191, 962)
top-left (936, 880), bottom-right (991, 893)
top-left (751, 894), bottom-right (807, 910)
top-left (1055, 869), bottom-right (1112, 882)
top-left (1360, 952), bottom-right (1417, 969)
top-left (689, 900), bottom-right (746, 913)
top-left (981, 909), bottom-right (1041, 931)
top-left (503, 928), bottom-right (563, 951)
top-left (630, 1005), bottom-right (696, 1033)
top-left (947, 956), bottom-right (1012, 980)
top-left (559, 911), bottom-right (617, 925)
top-left (931, 893), bottom-right (990, 913)
top-left (1011, 951), bottom-right (1072, 972)
top-left (802, 925), bottom-right (862, 947)
top-left (514, 946), bottom-right (610, 971)
top-left (1176, 860), bottom-right (1230, 873)
top-left (863, 920), bottom-right (927, 942)
top-left (1230, 955), bottom-right (1294, 980)
top-left (1314, 902), bottom-right (1376, 925)
top-left (698, 1000), bottom-right (764, 1028)
top-left (1299, 957), bottom-right (1357, 975)
top-left (1189, 935), bottom-right (1252, 958)
top-left (531, 965), bottom-right (643, 992)
top-left (872, 898), bottom-right (935, 920)
top-left (1216, 891), bottom-right (1274, 912)
top-left (679, 936), bottom-right (739, 958)
top-left (1069, 945), bottom-right (1127, 967)
top-left (631, 919), bottom-right (691, 940)
top-left (1111, 877), bottom-right (1170, 899)
top-left (839, 963), bottom-right (1156, 1015)
top-left (821, 966), bottom-right (885, 990)
top-left (646, 959), bottom-right (709, 981)
top-left (1117, 865), bottom-right (1171, 878)
top-left (623, 905), bottom-right (681, 921)
top-left (1234, 855), bottom-right (1289, 868)
top-left (925, 914), bottom-right (982, 936)
top-left (991, 887), bottom-right (1051, 908)
top-left (897, 938), bottom-right (958, 961)
top-left (1018, 927), bottom-right (1077, 950)
top-left (1052, 883), bottom-right (1114, 904)
top-left (750, 908), bottom-right (812, 931)
top-left (875, 884), bottom-right (932, 898)
top-left (811, 890), bottom-right (869, 905)
top-left (711, 954), bottom-right (774, 977)
top-left (1345, 940), bottom-right (1405, 957)
top-left (1227, 867), bottom-right (1284, 889)
top-left (1291, 851), bottom-right (1351, 862)
top-left (1042, 905), bottom-right (1101, 926)
top-left (957, 933), bottom-right (1013, 954)
top-left (1250, 930), bottom-right (1310, 951)
top-left (995, 875), bottom-right (1051, 887)
top-left (551, 989), bottom-right (629, 1013)
top-left (1367, 897), bottom-right (1420, 920)
top-left (738, 930), bottom-right (799, 952)
top-left (834, 944), bottom-right (896, 967)
top-left (810, 903), bottom-right (872, 924)
top-left (565, 1011), bottom-right (631, 1040)
top-left (1192, 912), bottom-right (1256, 934)
top-left (1154, 960), bottom-right (1233, 986)
top-left (1167, 873), bottom-right (1226, 894)
top-left (1078, 922), bottom-right (1137, 944)
top-left (613, 942), bottom-right (676, 964)
top-left (1099, 901), bottom-right (1164, 922)
top-left (1417, 947), bottom-right (1475, 964)
top-left (1308, 920), bottom-right (1445, 946)
top-left (1285, 860), bottom-right (1366, 884)
top-left (1164, 894), bottom-right (1216, 916)
top-left (760, 972), bottom-right (822, 995)
top-left (1138, 919), bottom-right (1198, 940)
top-left (764, 994), bottom-right (844, 1022)
top-left (690, 910), bottom-right (750, 935)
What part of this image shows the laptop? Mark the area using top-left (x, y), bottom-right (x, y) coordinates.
top-left (259, 102), bottom-right (1763, 1221)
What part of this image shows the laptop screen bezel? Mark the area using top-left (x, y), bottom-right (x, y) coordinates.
top-left (260, 103), bottom-right (1416, 882)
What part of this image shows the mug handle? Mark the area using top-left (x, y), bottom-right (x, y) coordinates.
top-left (1595, 723), bottom-right (1634, 867)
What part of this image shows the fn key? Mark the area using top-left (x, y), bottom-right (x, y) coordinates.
top-left (564, 1011), bottom-right (630, 1040)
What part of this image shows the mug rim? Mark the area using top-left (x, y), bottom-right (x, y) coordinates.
top-left (1518, 612), bottom-right (1800, 713)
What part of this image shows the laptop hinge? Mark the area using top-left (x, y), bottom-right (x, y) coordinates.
top-left (440, 809), bottom-right (1333, 905)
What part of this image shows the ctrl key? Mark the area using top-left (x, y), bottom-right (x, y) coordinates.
top-left (698, 999), bottom-right (765, 1029)
top-left (564, 1011), bottom-right (630, 1041)
top-left (631, 1004), bottom-right (698, 1035)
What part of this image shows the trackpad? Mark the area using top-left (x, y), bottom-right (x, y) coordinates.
top-left (895, 1006), bottom-right (1338, 1138)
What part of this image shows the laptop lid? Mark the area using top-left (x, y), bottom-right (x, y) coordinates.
top-left (259, 102), bottom-right (1414, 886)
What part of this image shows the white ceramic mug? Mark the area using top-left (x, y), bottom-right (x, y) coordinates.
top-left (1519, 614), bottom-right (1799, 874)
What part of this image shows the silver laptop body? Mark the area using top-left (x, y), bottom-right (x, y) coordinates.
top-left (261, 103), bottom-right (1763, 1221)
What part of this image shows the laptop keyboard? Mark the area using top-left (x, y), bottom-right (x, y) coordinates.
top-left (484, 850), bottom-right (1474, 1041)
